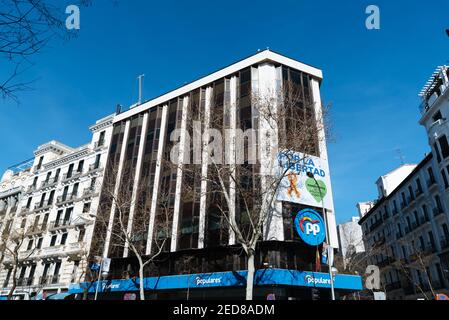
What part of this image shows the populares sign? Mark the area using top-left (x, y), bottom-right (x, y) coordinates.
top-left (276, 151), bottom-right (333, 210)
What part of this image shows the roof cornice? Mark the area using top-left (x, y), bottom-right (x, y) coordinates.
top-left (114, 50), bottom-right (323, 123)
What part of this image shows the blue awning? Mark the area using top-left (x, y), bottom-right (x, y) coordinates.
top-left (46, 292), bottom-right (72, 300)
top-left (69, 269), bottom-right (363, 294)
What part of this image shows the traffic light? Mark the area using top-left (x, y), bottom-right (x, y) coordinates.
top-left (311, 288), bottom-right (321, 300)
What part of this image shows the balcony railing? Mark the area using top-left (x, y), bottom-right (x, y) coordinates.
top-left (17, 277), bottom-right (34, 287)
top-left (94, 140), bottom-right (105, 149)
top-left (427, 178), bottom-right (437, 188)
top-left (25, 224), bottom-right (45, 236)
top-left (62, 171), bottom-right (82, 182)
top-left (48, 219), bottom-right (72, 231)
top-left (88, 164), bottom-right (102, 173)
top-left (440, 238), bottom-right (449, 250)
top-left (56, 193), bottom-right (76, 205)
top-left (40, 178), bottom-right (58, 189)
top-left (39, 275), bottom-right (59, 286)
top-left (433, 207), bottom-right (444, 217)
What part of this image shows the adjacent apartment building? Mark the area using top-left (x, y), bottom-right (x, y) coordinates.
top-left (359, 65), bottom-right (449, 300)
top-left (0, 114), bottom-right (114, 298)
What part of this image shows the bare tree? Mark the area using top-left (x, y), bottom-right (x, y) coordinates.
top-left (0, 216), bottom-right (38, 300)
top-left (181, 80), bottom-right (332, 300)
top-left (94, 165), bottom-right (172, 301)
top-left (0, 0), bottom-right (92, 102)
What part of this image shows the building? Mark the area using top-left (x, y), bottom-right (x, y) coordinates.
top-left (0, 114), bottom-right (114, 298)
top-left (69, 50), bottom-right (362, 300)
top-left (359, 65), bottom-right (449, 300)
top-left (337, 217), bottom-right (365, 269)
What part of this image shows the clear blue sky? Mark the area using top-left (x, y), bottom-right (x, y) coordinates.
top-left (1, 0), bottom-right (448, 223)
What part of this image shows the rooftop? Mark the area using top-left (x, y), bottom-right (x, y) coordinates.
top-left (114, 49), bottom-right (323, 123)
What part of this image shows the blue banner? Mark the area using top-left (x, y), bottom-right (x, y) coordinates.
top-left (69, 269), bottom-right (362, 294)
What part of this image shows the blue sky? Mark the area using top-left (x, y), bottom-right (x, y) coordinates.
top-left (1, 0), bottom-right (448, 223)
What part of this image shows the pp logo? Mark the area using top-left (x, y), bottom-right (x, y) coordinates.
top-left (294, 209), bottom-right (325, 246)
top-left (306, 222), bottom-right (321, 236)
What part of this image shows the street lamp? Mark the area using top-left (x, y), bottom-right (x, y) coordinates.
top-left (306, 171), bottom-right (336, 300)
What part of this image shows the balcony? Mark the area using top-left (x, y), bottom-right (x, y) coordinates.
top-left (415, 188), bottom-right (424, 198)
top-left (419, 215), bottom-right (430, 225)
top-left (17, 277), bottom-right (34, 287)
top-left (369, 219), bottom-right (383, 232)
top-left (94, 140), bottom-right (105, 149)
top-left (441, 238), bottom-right (449, 250)
top-left (25, 224), bottom-right (45, 236)
top-left (433, 207), bottom-right (444, 217)
top-left (88, 163), bottom-right (102, 174)
top-left (33, 202), bottom-right (52, 213)
top-left (56, 193), bottom-right (76, 206)
top-left (427, 178), bottom-right (437, 188)
top-left (39, 275), bottom-right (60, 286)
top-left (419, 73), bottom-right (448, 115)
top-left (62, 171), bottom-right (82, 183)
top-left (82, 187), bottom-right (98, 199)
top-left (48, 219), bottom-right (72, 231)
top-left (40, 178), bottom-right (58, 190)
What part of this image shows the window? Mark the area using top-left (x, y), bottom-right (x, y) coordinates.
top-left (26, 197), bottom-right (32, 209)
top-left (67, 163), bottom-right (74, 178)
top-left (60, 233), bottom-right (68, 245)
top-left (77, 160), bottom-right (84, 173)
top-left (72, 183), bottom-right (79, 197)
top-left (37, 156), bottom-right (44, 170)
top-left (434, 143), bottom-right (442, 163)
top-left (94, 154), bottom-right (101, 169)
top-left (428, 167), bottom-right (436, 183)
top-left (416, 178), bottom-right (423, 193)
top-left (20, 218), bottom-right (26, 228)
top-left (83, 202), bottom-right (91, 213)
top-left (26, 238), bottom-right (33, 251)
top-left (54, 168), bottom-right (60, 182)
top-left (39, 193), bottom-right (46, 207)
top-left (37, 237), bottom-right (43, 249)
top-left (62, 186), bottom-right (69, 201)
top-left (438, 135), bottom-right (449, 159)
top-left (441, 170), bottom-right (449, 189)
top-left (64, 208), bottom-right (73, 224)
top-left (98, 131), bottom-right (105, 146)
top-left (433, 110), bottom-right (443, 122)
top-left (45, 172), bottom-right (51, 182)
top-left (50, 235), bottom-right (57, 246)
top-left (78, 228), bottom-right (85, 242)
top-left (47, 190), bottom-right (55, 205)
top-left (56, 210), bottom-right (63, 225)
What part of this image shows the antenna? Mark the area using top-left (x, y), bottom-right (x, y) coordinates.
top-left (137, 74), bottom-right (145, 105)
top-left (395, 149), bottom-right (405, 165)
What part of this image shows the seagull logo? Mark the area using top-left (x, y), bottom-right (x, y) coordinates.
top-left (299, 216), bottom-right (320, 232)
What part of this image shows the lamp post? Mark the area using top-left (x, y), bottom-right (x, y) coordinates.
top-left (306, 171), bottom-right (335, 300)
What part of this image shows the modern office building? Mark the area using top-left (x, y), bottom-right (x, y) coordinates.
top-left (359, 65), bottom-right (449, 300)
top-left (69, 50), bottom-right (362, 300)
top-left (0, 114), bottom-right (114, 298)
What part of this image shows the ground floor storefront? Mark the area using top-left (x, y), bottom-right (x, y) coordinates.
top-left (69, 269), bottom-right (362, 300)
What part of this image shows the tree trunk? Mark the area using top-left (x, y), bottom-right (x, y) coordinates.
top-left (139, 264), bottom-right (145, 301)
top-left (246, 252), bottom-right (255, 300)
top-left (7, 263), bottom-right (18, 300)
